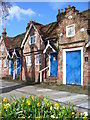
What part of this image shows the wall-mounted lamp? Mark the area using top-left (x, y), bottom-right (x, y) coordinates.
top-left (60, 33), bottom-right (63, 37)
top-left (80, 28), bottom-right (84, 33)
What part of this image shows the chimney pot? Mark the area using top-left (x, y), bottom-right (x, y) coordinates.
top-left (68, 5), bottom-right (71, 8)
top-left (2, 28), bottom-right (7, 38)
top-left (61, 9), bottom-right (63, 13)
top-left (58, 9), bottom-right (60, 15)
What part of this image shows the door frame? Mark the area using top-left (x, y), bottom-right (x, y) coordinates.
top-left (49, 52), bottom-right (58, 76)
top-left (63, 47), bottom-right (83, 85)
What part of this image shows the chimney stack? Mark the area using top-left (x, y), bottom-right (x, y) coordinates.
top-left (68, 5), bottom-right (71, 9)
top-left (2, 28), bottom-right (7, 38)
top-left (61, 9), bottom-right (63, 13)
top-left (58, 9), bottom-right (60, 15)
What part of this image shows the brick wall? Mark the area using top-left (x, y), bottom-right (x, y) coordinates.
top-left (22, 26), bottom-right (45, 82)
top-left (57, 6), bottom-right (89, 86)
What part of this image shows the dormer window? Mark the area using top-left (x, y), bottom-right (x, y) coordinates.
top-left (29, 35), bottom-right (36, 45)
top-left (66, 24), bottom-right (75, 37)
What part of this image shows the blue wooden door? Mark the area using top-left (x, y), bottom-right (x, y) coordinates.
top-left (10, 59), bottom-right (14, 75)
top-left (16, 58), bottom-right (21, 75)
top-left (66, 50), bottom-right (81, 85)
top-left (50, 52), bottom-right (58, 76)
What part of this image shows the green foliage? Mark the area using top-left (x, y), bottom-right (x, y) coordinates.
top-left (1, 96), bottom-right (89, 120)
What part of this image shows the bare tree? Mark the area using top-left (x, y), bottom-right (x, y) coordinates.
top-left (0, 2), bottom-right (11, 27)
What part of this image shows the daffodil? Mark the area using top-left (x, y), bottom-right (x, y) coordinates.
top-left (50, 106), bottom-right (53, 111)
top-left (3, 97), bottom-right (7, 103)
top-left (13, 101), bottom-right (17, 105)
top-left (51, 115), bottom-right (55, 119)
top-left (27, 100), bottom-right (31, 106)
top-left (43, 97), bottom-right (46, 101)
top-left (22, 99), bottom-right (24, 103)
top-left (32, 96), bottom-right (34, 100)
top-left (83, 116), bottom-right (88, 120)
top-left (4, 103), bottom-right (10, 109)
top-left (54, 103), bottom-right (59, 110)
top-left (37, 102), bottom-right (40, 107)
top-left (21, 104), bottom-right (23, 107)
top-left (22, 115), bottom-right (25, 119)
top-left (72, 112), bottom-right (75, 115)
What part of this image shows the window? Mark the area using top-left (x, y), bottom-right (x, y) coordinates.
top-left (4, 59), bottom-right (7, 68)
top-left (26, 56), bottom-right (31, 66)
top-left (0, 59), bottom-right (2, 67)
top-left (1, 45), bottom-right (5, 53)
top-left (35, 54), bottom-right (41, 65)
top-left (29, 35), bottom-right (36, 45)
top-left (66, 24), bottom-right (75, 37)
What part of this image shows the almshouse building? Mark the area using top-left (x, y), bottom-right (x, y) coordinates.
top-left (0, 5), bottom-right (90, 86)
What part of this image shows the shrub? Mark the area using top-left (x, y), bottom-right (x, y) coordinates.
top-left (1, 96), bottom-right (89, 120)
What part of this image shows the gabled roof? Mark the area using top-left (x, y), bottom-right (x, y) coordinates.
top-left (4, 32), bottom-right (25, 50)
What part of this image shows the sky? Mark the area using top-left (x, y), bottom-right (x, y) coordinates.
top-left (0, 2), bottom-right (89, 37)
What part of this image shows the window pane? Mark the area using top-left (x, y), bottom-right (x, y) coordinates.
top-left (4, 59), bottom-right (7, 67)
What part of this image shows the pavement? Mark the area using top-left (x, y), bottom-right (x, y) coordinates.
top-left (0, 79), bottom-right (90, 113)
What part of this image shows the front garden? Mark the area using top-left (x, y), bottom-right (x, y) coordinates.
top-left (1, 95), bottom-right (89, 120)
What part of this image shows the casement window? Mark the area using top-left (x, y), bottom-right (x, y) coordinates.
top-left (35, 54), bottom-right (41, 65)
top-left (29, 35), bottom-right (36, 45)
top-left (0, 59), bottom-right (2, 67)
top-left (66, 24), bottom-right (75, 37)
top-left (26, 56), bottom-right (31, 66)
top-left (4, 59), bottom-right (7, 68)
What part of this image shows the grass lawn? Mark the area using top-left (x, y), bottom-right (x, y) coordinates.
top-left (35, 83), bottom-right (89, 95)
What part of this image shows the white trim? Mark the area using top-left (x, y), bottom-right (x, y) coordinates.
top-left (35, 54), bottom-right (41, 65)
top-left (66, 24), bottom-right (75, 38)
top-left (29, 35), bottom-right (36, 45)
top-left (43, 41), bottom-right (56, 53)
top-left (63, 47), bottom-right (83, 86)
top-left (21, 23), bottom-right (43, 48)
top-left (86, 41), bottom-right (90, 48)
top-left (49, 55), bottom-right (50, 76)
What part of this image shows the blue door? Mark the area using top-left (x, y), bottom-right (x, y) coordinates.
top-left (10, 59), bottom-right (14, 75)
top-left (50, 52), bottom-right (58, 76)
top-left (16, 58), bottom-right (21, 75)
top-left (66, 50), bottom-right (81, 85)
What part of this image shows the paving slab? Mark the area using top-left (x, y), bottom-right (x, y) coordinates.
top-left (0, 79), bottom-right (90, 113)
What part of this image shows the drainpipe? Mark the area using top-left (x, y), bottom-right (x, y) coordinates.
top-left (20, 48), bottom-right (23, 81)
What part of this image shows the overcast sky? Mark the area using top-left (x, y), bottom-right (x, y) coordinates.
top-left (0, 2), bottom-right (89, 37)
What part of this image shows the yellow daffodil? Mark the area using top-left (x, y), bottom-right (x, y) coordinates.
top-left (4, 103), bottom-right (10, 109)
top-left (50, 106), bottom-right (53, 111)
top-left (21, 104), bottom-right (23, 107)
top-left (72, 112), bottom-right (75, 115)
top-left (35, 116), bottom-right (41, 120)
top-left (27, 100), bottom-right (31, 106)
top-left (22, 115), bottom-right (25, 119)
top-left (22, 99), bottom-right (24, 103)
top-left (63, 106), bottom-right (65, 109)
top-left (54, 103), bottom-right (59, 110)
top-left (83, 116), bottom-right (88, 120)
top-left (3, 97), bottom-right (7, 103)
top-left (32, 96), bottom-right (34, 100)
top-left (47, 103), bottom-right (49, 107)
top-left (37, 102), bottom-right (40, 107)
top-left (43, 97), bottom-right (46, 101)
top-left (13, 101), bottom-right (17, 105)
